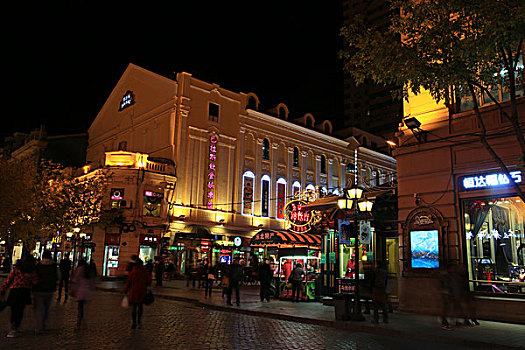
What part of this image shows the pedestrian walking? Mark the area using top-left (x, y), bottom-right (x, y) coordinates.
top-left (186, 260), bottom-right (197, 288)
top-left (290, 263), bottom-right (305, 302)
top-left (57, 253), bottom-right (72, 302)
top-left (124, 259), bottom-right (152, 329)
top-left (197, 259), bottom-right (206, 288)
top-left (32, 250), bottom-right (58, 334)
top-left (456, 264), bottom-right (480, 326)
top-left (204, 260), bottom-right (216, 298)
top-left (226, 259), bottom-right (243, 306)
top-left (154, 256), bottom-right (164, 287)
top-left (220, 263), bottom-right (230, 298)
top-left (258, 258), bottom-right (273, 302)
top-left (125, 254), bottom-right (138, 281)
top-left (0, 255), bottom-right (37, 338)
top-left (72, 259), bottom-right (95, 330)
top-left (166, 261), bottom-right (175, 280)
top-left (371, 260), bottom-right (388, 324)
top-left (438, 268), bottom-right (456, 330)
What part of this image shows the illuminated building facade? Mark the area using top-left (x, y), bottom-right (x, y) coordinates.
top-left (86, 63), bottom-right (396, 276)
top-left (394, 55), bottom-right (525, 322)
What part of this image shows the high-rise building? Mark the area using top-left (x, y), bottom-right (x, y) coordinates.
top-left (339, 0), bottom-right (403, 141)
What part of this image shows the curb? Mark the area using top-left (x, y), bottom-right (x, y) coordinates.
top-left (96, 286), bottom-right (521, 350)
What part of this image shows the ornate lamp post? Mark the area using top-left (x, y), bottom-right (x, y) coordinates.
top-left (338, 185), bottom-right (373, 321)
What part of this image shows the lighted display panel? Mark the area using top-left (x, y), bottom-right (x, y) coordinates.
top-left (410, 230), bottom-right (439, 268)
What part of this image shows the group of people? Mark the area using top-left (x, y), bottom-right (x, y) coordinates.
top-left (0, 250), bottom-right (97, 338)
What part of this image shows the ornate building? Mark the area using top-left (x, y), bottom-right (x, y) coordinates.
top-left (85, 63), bottom-right (396, 277)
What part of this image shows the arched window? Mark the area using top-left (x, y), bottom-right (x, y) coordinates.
top-left (346, 163), bottom-right (356, 174)
top-left (306, 184), bottom-right (315, 192)
top-left (371, 169), bottom-right (379, 186)
top-left (292, 181), bottom-right (301, 195)
top-left (321, 187), bottom-right (328, 196)
top-left (247, 96), bottom-right (257, 110)
top-left (332, 188), bottom-right (340, 195)
top-left (276, 178), bottom-right (287, 219)
top-left (261, 175), bottom-right (271, 217)
top-left (320, 155), bottom-right (327, 174)
top-left (242, 171), bottom-right (255, 215)
top-left (262, 139), bottom-right (270, 160)
top-left (293, 147), bottom-right (299, 167)
top-left (324, 123), bottom-right (330, 134)
top-left (278, 107), bottom-right (286, 119)
top-left (361, 137), bottom-right (368, 147)
top-left (307, 117), bottom-right (314, 128)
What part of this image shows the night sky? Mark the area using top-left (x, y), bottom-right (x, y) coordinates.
top-left (4, 1), bottom-right (344, 144)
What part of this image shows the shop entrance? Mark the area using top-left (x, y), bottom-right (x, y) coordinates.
top-left (139, 245), bottom-right (157, 264)
top-left (103, 245), bottom-right (120, 276)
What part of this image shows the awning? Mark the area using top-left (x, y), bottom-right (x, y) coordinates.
top-left (250, 230), bottom-right (322, 247)
top-left (174, 224), bottom-right (215, 240)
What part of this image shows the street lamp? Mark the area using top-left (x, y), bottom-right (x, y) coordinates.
top-left (338, 185), bottom-right (373, 321)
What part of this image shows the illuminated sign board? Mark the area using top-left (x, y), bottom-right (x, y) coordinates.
top-left (144, 190), bottom-right (163, 198)
top-left (206, 135), bottom-right (218, 209)
top-left (111, 188), bottom-right (124, 200)
top-left (119, 91), bottom-right (135, 111)
top-left (284, 200), bottom-right (312, 233)
top-left (234, 237), bottom-right (242, 247)
top-left (459, 170), bottom-right (522, 191)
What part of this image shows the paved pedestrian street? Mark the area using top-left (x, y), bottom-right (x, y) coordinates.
top-left (0, 290), bottom-right (481, 350)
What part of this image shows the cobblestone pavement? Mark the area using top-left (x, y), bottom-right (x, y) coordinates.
top-left (0, 290), bottom-right (482, 350)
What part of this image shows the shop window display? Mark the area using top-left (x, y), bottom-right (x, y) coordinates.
top-left (463, 196), bottom-right (525, 295)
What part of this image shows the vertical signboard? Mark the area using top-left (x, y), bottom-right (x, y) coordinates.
top-left (206, 135), bottom-right (218, 209)
top-left (277, 182), bottom-right (285, 219)
top-left (261, 179), bottom-right (269, 217)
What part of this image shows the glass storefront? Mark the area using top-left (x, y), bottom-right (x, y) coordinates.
top-left (139, 245), bottom-right (157, 264)
top-left (463, 196), bottom-right (525, 295)
top-left (103, 245), bottom-right (120, 277)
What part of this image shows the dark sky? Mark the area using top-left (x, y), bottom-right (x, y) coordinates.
top-left (4, 1), bottom-right (344, 144)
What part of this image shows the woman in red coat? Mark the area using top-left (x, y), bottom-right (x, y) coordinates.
top-left (124, 259), bottom-right (152, 329)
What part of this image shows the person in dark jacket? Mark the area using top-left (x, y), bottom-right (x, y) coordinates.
top-left (33, 250), bottom-right (58, 334)
top-left (57, 253), bottom-right (72, 302)
top-left (154, 257), bottom-right (164, 287)
top-left (259, 259), bottom-right (273, 302)
top-left (371, 260), bottom-right (388, 324)
top-left (290, 263), bottom-right (305, 302)
top-left (226, 259), bottom-right (243, 306)
top-left (124, 259), bottom-right (152, 329)
top-left (203, 260), bottom-right (216, 298)
top-left (1, 255), bottom-right (38, 338)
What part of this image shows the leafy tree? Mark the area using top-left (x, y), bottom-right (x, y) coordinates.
top-left (340, 0), bottom-right (525, 200)
top-left (0, 158), bottom-right (110, 250)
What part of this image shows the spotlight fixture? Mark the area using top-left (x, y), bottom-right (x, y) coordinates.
top-left (404, 117), bottom-right (427, 143)
top-left (218, 218), bottom-right (225, 224)
top-left (257, 224), bottom-right (264, 228)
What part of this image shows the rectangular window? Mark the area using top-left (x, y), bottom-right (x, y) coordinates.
top-left (209, 102), bottom-right (219, 122)
top-left (463, 196), bottom-right (525, 296)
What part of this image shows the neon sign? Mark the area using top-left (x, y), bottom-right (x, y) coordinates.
top-left (118, 91), bottom-right (135, 111)
top-left (206, 135), bottom-right (218, 209)
top-left (284, 200), bottom-right (312, 233)
top-left (460, 171), bottom-right (522, 191)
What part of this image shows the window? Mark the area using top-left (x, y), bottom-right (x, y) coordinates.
top-left (276, 178), bottom-right (286, 219)
top-left (208, 102), bottom-right (219, 122)
top-left (463, 196), bottom-right (525, 296)
top-left (261, 175), bottom-right (271, 217)
top-left (278, 107), bottom-right (286, 119)
top-left (118, 141), bottom-right (127, 151)
top-left (307, 117), bottom-right (314, 128)
top-left (292, 181), bottom-right (301, 195)
top-left (346, 163), bottom-right (356, 174)
top-left (262, 138), bottom-right (270, 160)
top-left (247, 96), bottom-right (257, 110)
top-left (320, 155), bottom-right (327, 174)
top-left (306, 184), bottom-right (315, 192)
top-left (293, 147), bottom-right (299, 167)
top-left (242, 171), bottom-right (255, 215)
top-left (371, 170), bottom-right (379, 186)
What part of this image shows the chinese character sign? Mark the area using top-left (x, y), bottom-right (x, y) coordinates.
top-left (461, 171), bottom-right (522, 191)
top-left (284, 200), bottom-right (312, 233)
top-left (206, 135), bottom-right (218, 209)
top-left (261, 180), bottom-right (269, 217)
top-left (277, 183), bottom-right (285, 219)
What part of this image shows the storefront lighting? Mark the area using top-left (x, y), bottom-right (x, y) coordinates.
top-left (338, 198), bottom-right (353, 210)
top-left (386, 140), bottom-right (397, 148)
top-left (66, 232), bottom-right (73, 238)
top-left (345, 186), bottom-right (363, 200)
top-left (74, 227), bottom-right (81, 233)
top-left (80, 233), bottom-right (87, 239)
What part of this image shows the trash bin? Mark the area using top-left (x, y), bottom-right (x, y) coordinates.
top-left (333, 293), bottom-right (348, 321)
